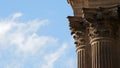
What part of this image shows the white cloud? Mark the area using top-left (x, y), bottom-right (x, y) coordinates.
top-left (0, 12), bottom-right (73, 68)
top-left (65, 58), bottom-right (76, 68)
top-left (0, 22), bottom-right (12, 35)
top-left (0, 12), bottom-right (51, 55)
top-left (4, 62), bottom-right (21, 68)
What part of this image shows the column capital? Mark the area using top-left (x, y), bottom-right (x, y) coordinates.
top-left (67, 16), bottom-right (88, 51)
top-left (67, 16), bottom-right (88, 68)
top-left (82, 6), bottom-right (120, 40)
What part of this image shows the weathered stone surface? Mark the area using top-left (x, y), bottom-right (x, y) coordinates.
top-left (67, 0), bottom-right (120, 68)
top-left (67, 0), bottom-right (120, 16)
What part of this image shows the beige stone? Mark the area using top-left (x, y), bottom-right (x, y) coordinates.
top-left (67, 0), bottom-right (120, 68)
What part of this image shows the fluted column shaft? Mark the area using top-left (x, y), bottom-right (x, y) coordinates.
top-left (75, 33), bottom-right (86, 68)
top-left (77, 49), bottom-right (86, 68)
top-left (88, 21), bottom-right (115, 68)
top-left (90, 38), bottom-right (113, 68)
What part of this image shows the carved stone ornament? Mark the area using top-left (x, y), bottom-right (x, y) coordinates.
top-left (67, 1), bottom-right (120, 67)
top-left (82, 6), bottom-right (120, 40)
top-left (67, 16), bottom-right (87, 49)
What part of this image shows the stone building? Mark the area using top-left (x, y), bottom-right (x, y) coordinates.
top-left (67, 0), bottom-right (120, 68)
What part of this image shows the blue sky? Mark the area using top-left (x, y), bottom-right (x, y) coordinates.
top-left (0, 0), bottom-right (77, 68)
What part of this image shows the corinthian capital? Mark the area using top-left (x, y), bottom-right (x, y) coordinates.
top-left (67, 16), bottom-right (87, 49)
top-left (82, 6), bottom-right (120, 40)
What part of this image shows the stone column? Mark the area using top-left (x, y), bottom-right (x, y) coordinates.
top-left (88, 23), bottom-right (113, 68)
top-left (74, 29), bottom-right (86, 68)
top-left (83, 6), bottom-right (119, 68)
top-left (67, 16), bottom-right (87, 68)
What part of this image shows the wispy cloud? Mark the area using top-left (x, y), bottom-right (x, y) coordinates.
top-left (4, 62), bottom-right (21, 68)
top-left (0, 12), bottom-right (73, 68)
top-left (11, 12), bottom-right (23, 20)
top-left (65, 58), bottom-right (76, 68)
top-left (41, 43), bottom-right (67, 68)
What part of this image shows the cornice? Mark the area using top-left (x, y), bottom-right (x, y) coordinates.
top-left (83, 6), bottom-right (120, 23)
